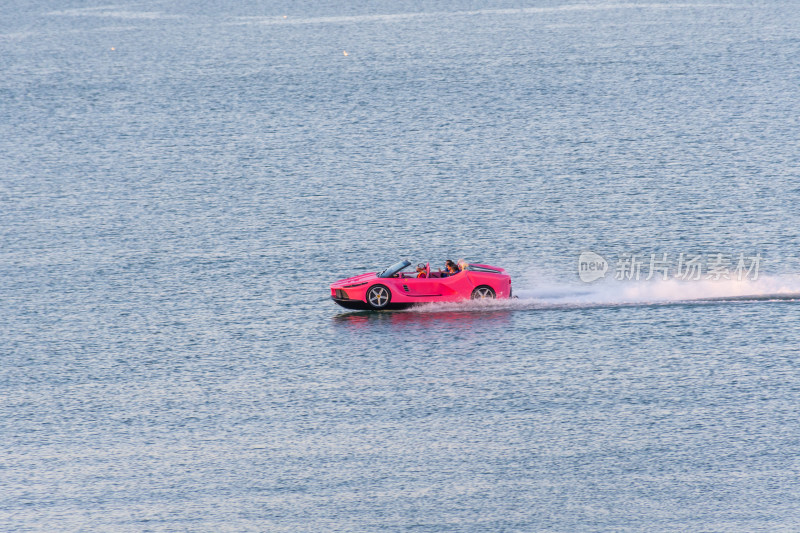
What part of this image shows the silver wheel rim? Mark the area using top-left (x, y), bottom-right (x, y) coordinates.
top-left (368, 286), bottom-right (389, 308)
top-left (473, 287), bottom-right (495, 299)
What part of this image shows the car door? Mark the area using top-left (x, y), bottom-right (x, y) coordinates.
top-left (401, 276), bottom-right (443, 297)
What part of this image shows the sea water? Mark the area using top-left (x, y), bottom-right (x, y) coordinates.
top-left (2, 1), bottom-right (800, 530)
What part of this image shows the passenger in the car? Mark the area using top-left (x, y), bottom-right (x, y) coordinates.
top-left (440, 260), bottom-right (460, 277)
top-left (416, 265), bottom-right (428, 278)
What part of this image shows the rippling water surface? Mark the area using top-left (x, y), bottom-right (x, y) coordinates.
top-left (3, 1), bottom-right (800, 530)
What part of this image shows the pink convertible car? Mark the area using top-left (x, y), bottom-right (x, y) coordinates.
top-left (330, 260), bottom-right (512, 310)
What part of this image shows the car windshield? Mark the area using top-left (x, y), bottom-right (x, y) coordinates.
top-left (378, 260), bottom-right (411, 278)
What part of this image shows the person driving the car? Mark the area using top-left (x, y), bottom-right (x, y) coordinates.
top-left (416, 265), bottom-right (428, 278)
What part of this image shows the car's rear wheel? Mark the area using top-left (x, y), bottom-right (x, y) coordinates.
top-left (471, 285), bottom-right (496, 300)
top-left (366, 284), bottom-right (392, 309)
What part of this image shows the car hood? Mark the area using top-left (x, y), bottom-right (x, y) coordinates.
top-left (331, 272), bottom-right (378, 287)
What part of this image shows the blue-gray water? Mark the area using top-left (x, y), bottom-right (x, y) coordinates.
top-left (3, 1), bottom-right (800, 531)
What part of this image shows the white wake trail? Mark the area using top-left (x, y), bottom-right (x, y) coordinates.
top-left (409, 274), bottom-right (800, 313)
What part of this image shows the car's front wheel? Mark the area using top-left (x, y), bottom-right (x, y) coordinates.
top-left (366, 284), bottom-right (392, 309)
top-left (471, 285), bottom-right (496, 300)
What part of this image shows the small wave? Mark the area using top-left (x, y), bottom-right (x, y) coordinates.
top-left (47, 6), bottom-right (184, 19)
top-left (229, 3), bottom-right (733, 27)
